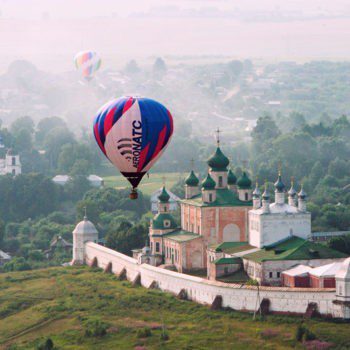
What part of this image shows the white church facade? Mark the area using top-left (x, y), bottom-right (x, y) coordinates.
top-left (0, 149), bottom-right (21, 176)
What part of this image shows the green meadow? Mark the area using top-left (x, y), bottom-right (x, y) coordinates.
top-left (103, 172), bottom-right (183, 196)
top-left (0, 267), bottom-right (349, 350)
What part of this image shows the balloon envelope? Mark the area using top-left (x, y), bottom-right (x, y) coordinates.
top-left (74, 50), bottom-right (101, 80)
top-left (93, 96), bottom-right (173, 191)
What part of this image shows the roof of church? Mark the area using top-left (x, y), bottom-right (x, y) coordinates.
top-left (250, 202), bottom-right (301, 215)
top-left (158, 186), bottom-right (170, 203)
top-left (201, 173), bottom-right (216, 190)
top-left (151, 212), bottom-right (178, 230)
top-left (243, 236), bottom-right (347, 263)
top-left (181, 188), bottom-right (252, 207)
top-left (207, 146), bottom-right (229, 171)
top-left (185, 170), bottom-right (199, 186)
top-left (163, 230), bottom-right (201, 243)
top-left (227, 169), bottom-right (237, 185)
top-left (237, 172), bottom-right (252, 189)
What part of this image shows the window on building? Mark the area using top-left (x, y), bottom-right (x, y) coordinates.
top-left (164, 220), bottom-right (170, 227)
top-left (218, 176), bottom-right (223, 187)
top-left (277, 272), bottom-right (281, 278)
top-left (245, 192), bottom-right (248, 201)
top-left (269, 272), bottom-right (273, 278)
top-left (164, 206), bottom-right (167, 212)
top-left (156, 242), bottom-right (160, 253)
top-left (209, 193), bottom-right (213, 202)
top-left (12, 169), bottom-right (16, 176)
top-left (224, 267), bottom-right (228, 274)
top-left (12, 157), bottom-right (15, 166)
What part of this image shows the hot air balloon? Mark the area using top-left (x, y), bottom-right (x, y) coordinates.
top-left (93, 96), bottom-right (174, 199)
top-left (74, 50), bottom-right (101, 81)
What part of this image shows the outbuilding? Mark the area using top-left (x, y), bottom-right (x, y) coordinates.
top-left (281, 265), bottom-right (313, 287)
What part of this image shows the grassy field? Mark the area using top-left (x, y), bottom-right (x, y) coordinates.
top-left (0, 268), bottom-right (349, 350)
top-left (103, 172), bottom-right (183, 196)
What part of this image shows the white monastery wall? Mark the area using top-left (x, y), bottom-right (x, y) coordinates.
top-left (84, 242), bottom-right (347, 318)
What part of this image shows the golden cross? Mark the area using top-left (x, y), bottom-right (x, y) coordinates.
top-left (291, 176), bottom-right (294, 185)
top-left (215, 127), bottom-right (221, 146)
top-left (162, 176), bottom-right (166, 186)
top-left (278, 161), bottom-right (282, 176)
top-left (190, 158), bottom-right (195, 169)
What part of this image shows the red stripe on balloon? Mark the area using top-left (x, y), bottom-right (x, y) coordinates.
top-left (94, 123), bottom-right (106, 155)
top-left (123, 97), bottom-right (134, 114)
top-left (137, 143), bottom-right (150, 172)
top-left (167, 110), bottom-right (174, 135)
top-left (104, 106), bottom-right (117, 136)
top-left (149, 125), bottom-right (167, 164)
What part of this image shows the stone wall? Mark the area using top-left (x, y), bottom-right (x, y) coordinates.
top-left (84, 242), bottom-right (348, 319)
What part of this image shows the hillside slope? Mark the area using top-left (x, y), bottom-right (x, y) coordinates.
top-left (0, 267), bottom-right (349, 349)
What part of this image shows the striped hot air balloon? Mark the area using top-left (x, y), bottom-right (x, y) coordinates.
top-left (93, 96), bottom-right (174, 199)
top-left (74, 50), bottom-right (101, 81)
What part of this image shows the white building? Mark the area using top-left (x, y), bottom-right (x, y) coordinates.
top-left (0, 149), bottom-right (21, 176)
top-left (52, 175), bottom-right (71, 185)
top-left (0, 250), bottom-right (11, 266)
top-left (150, 187), bottom-right (180, 213)
top-left (87, 174), bottom-right (104, 188)
top-left (71, 214), bottom-right (99, 265)
top-left (249, 175), bottom-right (311, 248)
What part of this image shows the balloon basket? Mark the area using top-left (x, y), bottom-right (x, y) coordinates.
top-left (129, 189), bottom-right (138, 200)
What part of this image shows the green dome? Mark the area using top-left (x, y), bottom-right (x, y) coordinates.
top-left (207, 147), bottom-right (229, 171)
top-left (237, 172), bottom-right (252, 189)
top-left (227, 169), bottom-right (237, 185)
top-left (185, 170), bottom-right (199, 186)
top-left (158, 186), bottom-right (170, 203)
top-left (274, 174), bottom-right (285, 193)
top-left (201, 173), bottom-right (216, 190)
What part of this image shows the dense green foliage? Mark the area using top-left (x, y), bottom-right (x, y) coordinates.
top-left (0, 267), bottom-right (349, 349)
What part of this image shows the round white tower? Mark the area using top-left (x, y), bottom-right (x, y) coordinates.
top-left (298, 186), bottom-right (307, 212)
top-left (252, 180), bottom-right (261, 209)
top-left (71, 214), bottom-right (98, 265)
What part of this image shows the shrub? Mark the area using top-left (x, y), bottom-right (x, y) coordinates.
top-left (37, 338), bottom-right (54, 350)
top-left (295, 324), bottom-right (305, 342)
top-left (137, 327), bottom-right (152, 338)
top-left (83, 318), bottom-right (109, 337)
top-left (303, 329), bottom-right (317, 342)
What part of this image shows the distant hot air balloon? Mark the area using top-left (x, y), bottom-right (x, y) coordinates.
top-left (93, 96), bottom-right (174, 199)
top-left (74, 50), bottom-right (101, 81)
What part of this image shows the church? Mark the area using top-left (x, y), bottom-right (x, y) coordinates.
top-left (134, 140), bottom-right (347, 286)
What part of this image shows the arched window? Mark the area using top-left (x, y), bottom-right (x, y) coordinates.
top-left (209, 193), bottom-right (213, 202)
top-left (156, 242), bottom-right (160, 253)
top-left (218, 176), bottom-right (223, 187)
top-left (245, 192), bottom-right (248, 201)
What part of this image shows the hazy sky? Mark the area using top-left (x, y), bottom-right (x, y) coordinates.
top-left (1, 0), bottom-right (350, 19)
top-left (1, 0), bottom-right (350, 72)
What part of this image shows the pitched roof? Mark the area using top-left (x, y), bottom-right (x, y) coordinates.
top-left (181, 188), bottom-right (252, 207)
top-left (163, 230), bottom-right (201, 243)
top-left (282, 264), bottom-right (313, 277)
top-left (0, 250), bottom-right (11, 260)
top-left (212, 241), bottom-right (254, 254)
top-left (309, 262), bottom-right (343, 278)
top-left (243, 236), bottom-right (347, 263)
top-left (214, 257), bottom-right (242, 265)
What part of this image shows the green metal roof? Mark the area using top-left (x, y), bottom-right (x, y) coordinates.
top-left (201, 173), bottom-right (216, 190)
top-left (185, 170), bottom-right (199, 186)
top-left (163, 230), bottom-right (201, 243)
top-left (207, 147), bottom-right (229, 171)
top-left (158, 186), bottom-right (170, 203)
top-left (181, 188), bottom-right (252, 207)
top-left (151, 213), bottom-right (177, 230)
top-left (274, 174), bottom-right (285, 193)
top-left (237, 172), bottom-right (252, 189)
top-left (227, 169), bottom-right (237, 185)
top-left (214, 257), bottom-right (242, 265)
top-left (243, 236), bottom-right (347, 263)
top-left (213, 241), bottom-right (254, 254)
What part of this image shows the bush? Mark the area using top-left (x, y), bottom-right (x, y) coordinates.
top-left (83, 318), bottom-right (109, 337)
top-left (137, 327), bottom-right (152, 338)
top-left (303, 329), bottom-right (317, 341)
